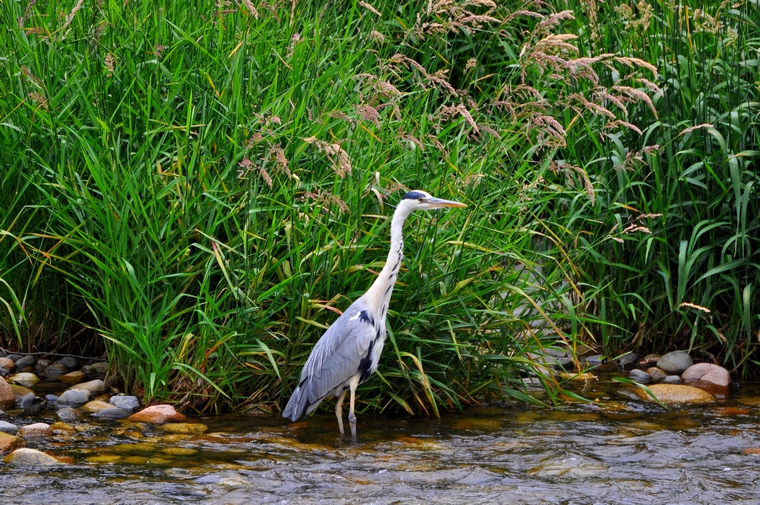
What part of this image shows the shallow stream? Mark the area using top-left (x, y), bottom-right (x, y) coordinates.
top-left (2, 380), bottom-right (760, 504)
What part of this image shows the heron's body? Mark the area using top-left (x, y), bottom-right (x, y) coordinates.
top-left (282, 190), bottom-right (466, 436)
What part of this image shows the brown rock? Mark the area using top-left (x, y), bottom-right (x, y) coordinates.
top-left (157, 422), bottom-right (208, 435)
top-left (58, 370), bottom-right (86, 385)
top-left (18, 423), bottom-right (52, 437)
top-left (81, 400), bottom-right (118, 413)
top-left (128, 405), bottom-right (186, 425)
top-left (7, 372), bottom-right (40, 388)
top-left (634, 384), bottom-right (715, 405)
top-left (3, 448), bottom-right (63, 466)
top-left (0, 357), bottom-right (15, 373)
top-left (0, 431), bottom-right (25, 454)
top-left (0, 376), bottom-right (14, 410)
top-left (682, 363), bottom-right (731, 388)
top-left (647, 367), bottom-right (667, 382)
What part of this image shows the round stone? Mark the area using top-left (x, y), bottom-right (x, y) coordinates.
top-left (81, 400), bottom-right (118, 413)
top-left (628, 369), bottom-right (651, 383)
top-left (56, 407), bottom-right (83, 422)
top-left (58, 370), bottom-right (86, 385)
top-left (681, 363), bottom-right (731, 388)
top-left (7, 372), bottom-right (40, 388)
top-left (0, 377), bottom-right (15, 410)
top-left (128, 405), bottom-right (186, 424)
top-left (647, 367), bottom-right (667, 382)
top-left (662, 375), bottom-right (683, 384)
top-left (55, 389), bottom-right (90, 408)
top-left (56, 357), bottom-right (78, 369)
top-left (44, 363), bottom-right (69, 379)
top-left (70, 380), bottom-right (105, 396)
top-left (19, 392), bottom-right (35, 408)
top-left (92, 408), bottom-right (132, 420)
top-left (109, 395), bottom-right (140, 411)
top-left (0, 420), bottom-right (19, 435)
top-left (18, 423), bottom-right (52, 437)
top-left (635, 384), bottom-right (714, 405)
top-left (657, 351), bottom-right (693, 375)
top-left (15, 356), bottom-right (36, 370)
top-left (0, 357), bottom-right (15, 372)
top-left (3, 448), bottom-right (63, 466)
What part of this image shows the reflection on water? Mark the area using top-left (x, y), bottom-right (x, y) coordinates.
top-left (2, 382), bottom-right (760, 504)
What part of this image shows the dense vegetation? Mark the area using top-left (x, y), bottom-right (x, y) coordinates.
top-left (1, 0), bottom-right (757, 414)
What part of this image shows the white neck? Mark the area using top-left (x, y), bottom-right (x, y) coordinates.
top-left (362, 201), bottom-right (415, 317)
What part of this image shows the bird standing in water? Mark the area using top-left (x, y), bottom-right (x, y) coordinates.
top-left (282, 190), bottom-right (466, 436)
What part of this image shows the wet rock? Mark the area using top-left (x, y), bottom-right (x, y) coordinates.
top-left (640, 354), bottom-right (661, 367)
top-left (81, 400), bottom-right (118, 413)
top-left (0, 357), bottom-right (15, 372)
top-left (128, 405), bottom-right (186, 425)
top-left (55, 389), bottom-right (90, 408)
top-left (18, 422), bottom-right (51, 437)
top-left (19, 392), bottom-right (35, 408)
top-left (58, 370), bottom-right (85, 385)
top-left (3, 448), bottom-right (63, 466)
top-left (9, 384), bottom-right (33, 403)
top-left (0, 431), bottom-right (24, 454)
top-left (50, 422), bottom-right (77, 434)
top-left (35, 358), bottom-right (51, 375)
top-left (57, 407), bottom-right (83, 422)
top-left (93, 408), bottom-right (133, 420)
top-left (634, 384), bottom-right (715, 405)
top-left (662, 375), bottom-right (683, 384)
top-left (628, 369), bottom-right (651, 383)
top-left (7, 354), bottom-right (22, 362)
top-left (7, 372), bottom-right (40, 388)
top-left (618, 353), bottom-right (638, 369)
top-left (0, 420), bottom-right (19, 435)
top-left (15, 355), bottom-right (35, 370)
top-left (0, 367), bottom-right (9, 378)
top-left (157, 422), bottom-right (208, 435)
top-left (657, 351), bottom-right (693, 375)
top-left (70, 379), bottom-right (105, 396)
top-left (91, 362), bottom-right (109, 379)
top-left (45, 394), bottom-right (59, 403)
top-left (681, 363), bottom-right (731, 388)
top-left (0, 377), bottom-right (14, 410)
top-left (647, 367), bottom-right (667, 382)
top-left (105, 374), bottom-right (120, 390)
top-left (56, 357), bottom-right (78, 369)
top-left (44, 363), bottom-right (69, 379)
top-left (109, 395), bottom-right (140, 411)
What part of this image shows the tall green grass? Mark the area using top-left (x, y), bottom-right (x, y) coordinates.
top-left (1, 0), bottom-right (755, 415)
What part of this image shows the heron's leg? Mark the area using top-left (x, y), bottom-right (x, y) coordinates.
top-left (335, 388), bottom-right (347, 435)
top-left (348, 380), bottom-right (358, 437)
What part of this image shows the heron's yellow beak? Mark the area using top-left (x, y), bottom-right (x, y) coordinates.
top-left (428, 197), bottom-right (467, 208)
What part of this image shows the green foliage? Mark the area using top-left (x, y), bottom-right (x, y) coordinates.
top-left (0, 0), bottom-right (757, 416)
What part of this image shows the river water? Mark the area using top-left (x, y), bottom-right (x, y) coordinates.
top-left (2, 381), bottom-right (760, 504)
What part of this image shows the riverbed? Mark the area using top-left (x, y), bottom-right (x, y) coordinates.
top-left (2, 382), bottom-right (760, 504)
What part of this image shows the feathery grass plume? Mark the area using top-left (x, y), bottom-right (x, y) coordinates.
top-left (356, 104), bottom-right (381, 127)
top-left (56, 0), bottom-right (84, 40)
top-left (369, 30), bottom-right (385, 44)
top-left (358, 1), bottom-right (382, 17)
top-left (239, 0), bottom-right (259, 18)
top-left (302, 137), bottom-right (352, 178)
top-left (301, 189), bottom-right (350, 215)
top-left (104, 53), bottom-right (115, 77)
top-left (17, 0), bottom-right (36, 28)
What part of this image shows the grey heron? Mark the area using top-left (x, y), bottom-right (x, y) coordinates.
top-left (282, 190), bottom-right (466, 436)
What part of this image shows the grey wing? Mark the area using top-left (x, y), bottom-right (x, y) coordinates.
top-left (282, 304), bottom-right (376, 421)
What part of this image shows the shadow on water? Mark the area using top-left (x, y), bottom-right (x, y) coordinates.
top-left (2, 380), bottom-right (760, 504)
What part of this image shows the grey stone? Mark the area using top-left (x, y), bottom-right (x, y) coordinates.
top-left (56, 357), bottom-right (78, 369)
top-left (0, 367), bottom-right (8, 378)
top-left (91, 362), bottom-right (109, 379)
top-left (55, 389), bottom-right (90, 408)
top-left (15, 355), bottom-right (35, 370)
top-left (45, 394), bottom-right (59, 403)
top-left (56, 407), bottom-right (83, 422)
top-left (0, 420), bottom-right (18, 435)
top-left (618, 353), bottom-right (638, 368)
top-left (109, 395), bottom-right (140, 411)
top-left (92, 408), bottom-right (132, 420)
top-left (657, 351), bottom-right (693, 375)
top-left (628, 369), bottom-right (651, 383)
top-left (35, 358), bottom-right (51, 375)
top-left (7, 354), bottom-right (23, 362)
top-left (662, 375), bottom-right (683, 384)
top-left (19, 392), bottom-right (35, 408)
top-left (44, 363), bottom-right (69, 379)
top-left (70, 379), bottom-right (105, 396)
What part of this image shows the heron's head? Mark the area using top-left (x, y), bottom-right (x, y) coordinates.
top-left (400, 190), bottom-right (467, 211)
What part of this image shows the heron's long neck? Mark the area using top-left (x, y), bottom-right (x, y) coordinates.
top-left (363, 205), bottom-right (413, 317)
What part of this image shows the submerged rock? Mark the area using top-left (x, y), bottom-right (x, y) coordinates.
top-left (55, 389), bottom-right (90, 408)
top-left (81, 400), bottom-right (117, 413)
top-left (18, 423), bottom-right (51, 437)
top-left (109, 395), bottom-right (140, 411)
top-left (635, 384), bottom-right (715, 405)
top-left (3, 448), bottom-right (63, 466)
top-left (0, 377), bottom-right (14, 410)
top-left (657, 351), bottom-right (693, 375)
top-left (0, 431), bottom-right (24, 454)
top-left (682, 363), bottom-right (731, 388)
top-left (7, 372), bottom-right (40, 388)
top-left (157, 422), bottom-right (208, 435)
top-left (128, 405), bottom-right (186, 425)
top-left (57, 407), bottom-right (83, 422)
top-left (93, 408), bottom-right (133, 420)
